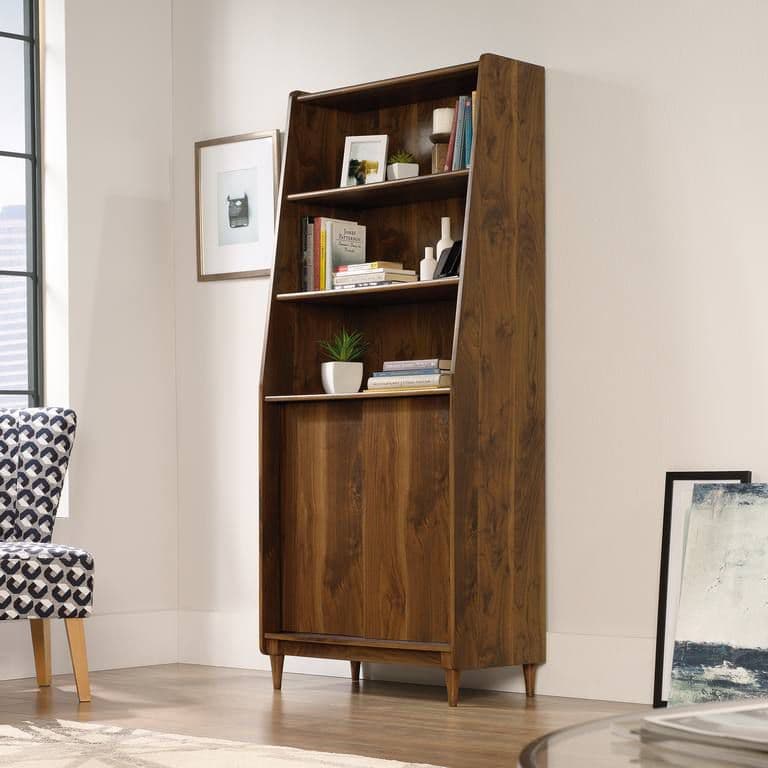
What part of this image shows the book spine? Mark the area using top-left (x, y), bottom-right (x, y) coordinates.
top-left (452, 96), bottom-right (466, 171)
top-left (464, 97), bottom-right (473, 168)
top-left (319, 225), bottom-right (326, 290)
top-left (325, 219), bottom-right (333, 290)
top-left (367, 373), bottom-right (451, 387)
top-left (372, 368), bottom-right (443, 377)
top-left (470, 89), bottom-right (477, 167)
top-left (382, 359), bottom-right (448, 371)
top-left (335, 261), bottom-right (403, 273)
top-left (300, 217), bottom-right (307, 291)
top-left (443, 98), bottom-right (460, 172)
top-left (306, 220), bottom-right (314, 290)
top-left (313, 218), bottom-right (322, 291)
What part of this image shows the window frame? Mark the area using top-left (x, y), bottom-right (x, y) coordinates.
top-left (0, 0), bottom-right (44, 407)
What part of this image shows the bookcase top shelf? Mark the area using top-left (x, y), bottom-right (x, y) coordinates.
top-left (276, 277), bottom-right (459, 306)
top-left (264, 388), bottom-right (451, 403)
top-left (286, 170), bottom-right (468, 209)
top-left (295, 61), bottom-right (479, 111)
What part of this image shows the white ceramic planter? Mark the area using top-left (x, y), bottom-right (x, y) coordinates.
top-left (321, 361), bottom-right (363, 395)
top-left (386, 163), bottom-right (419, 181)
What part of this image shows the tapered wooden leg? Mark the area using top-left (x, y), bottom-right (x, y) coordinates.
top-left (64, 618), bottom-right (91, 703)
top-left (523, 663), bottom-right (537, 698)
top-left (445, 669), bottom-right (460, 707)
top-left (270, 654), bottom-right (284, 690)
top-left (29, 619), bottom-right (51, 687)
top-left (350, 660), bottom-right (361, 683)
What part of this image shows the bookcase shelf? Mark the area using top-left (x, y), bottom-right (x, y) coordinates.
top-left (286, 170), bottom-right (469, 209)
top-left (260, 54), bottom-right (545, 707)
top-left (264, 388), bottom-right (451, 403)
top-left (275, 277), bottom-right (459, 306)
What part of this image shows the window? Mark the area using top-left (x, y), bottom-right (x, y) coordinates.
top-left (0, 0), bottom-right (42, 409)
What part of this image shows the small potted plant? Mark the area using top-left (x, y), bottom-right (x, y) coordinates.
top-left (318, 328), bottom-right (367, 394)
top-left (386, 150), bottom-right (419, 181)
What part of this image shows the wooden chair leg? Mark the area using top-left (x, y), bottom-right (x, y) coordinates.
top-left (29, 619), bottom-right (51, 687)
top-left (64, 618), bottom-right (91, 702)
top-left (523, 663), bottom-right (537, 698)
top-left (445, 668), bottom-right (460, 707)
top-left (270, 654), bottom-right (284, 690)
top-left (350, 660), bottom-right (361, 683)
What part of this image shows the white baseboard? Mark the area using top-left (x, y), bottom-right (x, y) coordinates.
top-left (177, 610), bottom-right (350, 677)
top-left (0, 610), bottom-right (178, 681)
top-left (366, 632), bottom-right (655, 704)
top-left (177, 611), bottom-right (655, 704)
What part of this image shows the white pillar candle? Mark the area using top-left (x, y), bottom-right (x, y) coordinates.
top-left (432, 107), bottom-right (455, 135)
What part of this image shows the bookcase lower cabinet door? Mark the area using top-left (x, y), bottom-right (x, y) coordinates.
top-left (260, 53), bottom-right (546, 707)
top-left (279, 397), bottom-right (450, 643)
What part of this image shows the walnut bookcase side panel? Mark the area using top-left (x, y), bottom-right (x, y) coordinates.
top-left (451, 54), bottom-right (546, 671)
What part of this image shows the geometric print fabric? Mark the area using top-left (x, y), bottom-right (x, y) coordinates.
top-left (0, 541), bottom-right (94, 619)
top-left (0, 408), bottom-right (93, 620)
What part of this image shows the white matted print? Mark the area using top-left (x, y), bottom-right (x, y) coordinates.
top-left (196, 131), bottom-right (279, 280)
top-left (340, 135), bottom-right (388, 187)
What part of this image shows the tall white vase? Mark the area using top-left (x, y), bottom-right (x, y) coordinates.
top-left (436, 217), bottom-right (454, 260)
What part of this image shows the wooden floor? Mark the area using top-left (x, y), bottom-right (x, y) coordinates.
top-left (0, 665), bottom-right (639, 767)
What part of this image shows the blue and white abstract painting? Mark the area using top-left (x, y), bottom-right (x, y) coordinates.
top-left (670, 483), bottom-right (768, 705)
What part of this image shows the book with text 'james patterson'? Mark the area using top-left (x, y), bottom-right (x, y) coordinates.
top-left (367, 373), bottom-right (452, 388)
top-left (325, 219), bottom-right (366, 288)
top-left (382, 358), bottom-right (451, 371)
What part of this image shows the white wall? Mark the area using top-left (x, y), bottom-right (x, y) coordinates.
top-left (172, 0), bottom-right (768, 704)
top-left (0, 0), bottom-right (179, 680)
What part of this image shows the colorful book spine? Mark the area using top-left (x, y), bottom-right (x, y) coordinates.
top-left (464, 97), bottom-right (473, 168)
top-left (452, 96), bottom-right (466, 171)
top-left (319, 225), bottom-right (327, 290)
top-left (443, 98), bottom-right (460, 172)
top-left (313, 218), bottom-right (322, 292)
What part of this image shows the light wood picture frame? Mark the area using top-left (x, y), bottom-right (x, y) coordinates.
top-left (195, 130), bottom-right (280, 281)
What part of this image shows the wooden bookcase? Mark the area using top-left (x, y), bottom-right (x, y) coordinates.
top-left (259, 53), bottom-right (545, 706)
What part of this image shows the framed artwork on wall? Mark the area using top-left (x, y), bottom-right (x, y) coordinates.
top-left (195, 130), bottom-right (280, 281)
top-left (653, 470), bottom-right (752, 707)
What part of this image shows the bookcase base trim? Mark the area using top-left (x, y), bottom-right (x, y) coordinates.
top-left (264, 638), bottom-right (541, 706)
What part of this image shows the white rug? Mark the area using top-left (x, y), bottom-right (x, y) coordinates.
top-left (0, 720), bottom-right (444, 767)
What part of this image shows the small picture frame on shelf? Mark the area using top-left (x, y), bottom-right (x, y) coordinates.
top-left (653, 470), bottom-right (752, 708)
top-left (195, 130), bottom-right (280, 281)
top-left (340, 135), bottom-right (388, 187)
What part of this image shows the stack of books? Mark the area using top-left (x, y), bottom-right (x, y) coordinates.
top-left (365, 358), bottom-right (452, 392)
top-left (333, 261), bottom-right (416, 290)
top-left (301, 216), bottom-right (366, 291)
top-left (444, 92), bottom-right (477, 172)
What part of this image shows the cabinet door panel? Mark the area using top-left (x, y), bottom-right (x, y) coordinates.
top-left (362, 397), bottom-right (450, 643)
top-left (281, 403), bottom-right (364, 635)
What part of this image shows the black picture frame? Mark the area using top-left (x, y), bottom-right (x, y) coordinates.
top-left (653, 470), bottom-right (752, 708)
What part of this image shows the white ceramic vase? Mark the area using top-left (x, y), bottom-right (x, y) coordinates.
top-left (321, 362), bottom-right (363, 395)
top-left (436, 216), bottom-right (454, 259)
top-left (386, 163), bottom-right (419, 181)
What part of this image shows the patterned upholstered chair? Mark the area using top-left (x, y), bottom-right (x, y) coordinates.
top-left (0, 407), bottom-right (93, 702)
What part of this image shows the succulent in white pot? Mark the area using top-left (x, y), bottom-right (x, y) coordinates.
top-left (318, 328), bottom-right (367, 395)
top-left (386, 150), bottom-right (419, 181)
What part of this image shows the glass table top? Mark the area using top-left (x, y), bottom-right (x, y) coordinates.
top-left (519, 707), bottom-right (768, 767)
